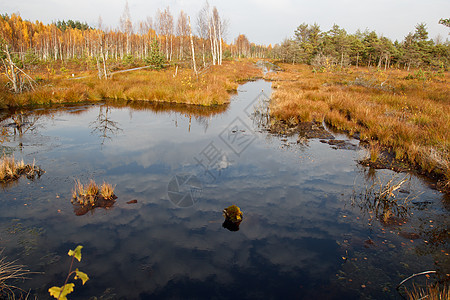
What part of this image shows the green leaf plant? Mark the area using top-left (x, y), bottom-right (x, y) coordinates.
top-left (48, 245), bottom-right (89, 300)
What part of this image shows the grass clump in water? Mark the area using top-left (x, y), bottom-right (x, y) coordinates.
top-left (0, 155), bottom-right (44, 183)
top-left (222, 205), bottom-right (243, 232)
top-left (71, 180), bottom-right (117, 215)
top-left (100, 181), bottom-right (116, 200)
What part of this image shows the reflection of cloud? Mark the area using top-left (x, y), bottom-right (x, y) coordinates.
top-left (1, 89), bottom-right (445, 299)
top-left (216, 155), bottom-right (233, 170)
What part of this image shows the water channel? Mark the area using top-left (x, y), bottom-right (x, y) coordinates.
top-left (0, 78), bottom-right (448, 299)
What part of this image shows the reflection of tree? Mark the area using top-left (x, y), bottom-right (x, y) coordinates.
top-left (10, 112), bottom-right (41, 138)
top-left (105, 99), bottom-right (229, 133)
top-left (195, 116), bottom-right (210, 133)
top-left (0, 111), bottom-right (41, 150)
top-left (89, 105), bottom-right (122, 144)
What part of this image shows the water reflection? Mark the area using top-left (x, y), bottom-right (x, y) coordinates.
top-left (107, 99), bottom-right (228, 118)
top-left (0, 100), bottom-right (230, 146)
top-left (0, 80), bottom-right (447, 299)
top-left (222, 219), bottom-right (240, 231)
top-left (351, 173), bottom-right (414, 225)
top-left (89, 105), bottom-right (122, 145)
top-left (72, 197), bottom-right (116, 216)
top-left (0, 111), bottom-right (43, 151)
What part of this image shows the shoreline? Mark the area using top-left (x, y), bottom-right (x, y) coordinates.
top-left (266, 63), bottom-right (449, 195)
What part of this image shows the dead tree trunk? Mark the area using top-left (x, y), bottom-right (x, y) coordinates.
top-left (2, 45), bottom-right (36, 93)
top-left (4, 45), bottom-right (19, 93)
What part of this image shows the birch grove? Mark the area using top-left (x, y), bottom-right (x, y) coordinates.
top-left (0, 5), bottom-right (267, 76)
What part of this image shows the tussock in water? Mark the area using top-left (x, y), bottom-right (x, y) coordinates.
top-left (0, 155), bottom-right (44, 184)
top-left (71, 180), bottom-right (117, 216)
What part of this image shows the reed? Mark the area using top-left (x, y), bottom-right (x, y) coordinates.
top-left (406, 284), bottom-right (449, 300)
top-left (0, 252), bottom-right (30, 298)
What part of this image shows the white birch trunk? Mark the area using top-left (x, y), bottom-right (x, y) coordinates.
top-left (188, 17), bottom-right (197, 75)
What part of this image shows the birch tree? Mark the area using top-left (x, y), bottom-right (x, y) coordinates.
top-left (119, 1), bottom-right (133, 56)
top-left (188, 16), bottom-right (197, 75)
top-left (197, 4), bottom-right (210, 66)
top-left (156, 7), bottom-right (174, 61)
top-left (176, 11), bottom-right (189, 60)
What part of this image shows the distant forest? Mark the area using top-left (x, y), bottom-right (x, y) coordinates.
top-left (0, 8), bottom-right (449, 71)
top-left (0, 6), bottom-right (260, 69)
top-left (271, 21), bottom-right (450, 71)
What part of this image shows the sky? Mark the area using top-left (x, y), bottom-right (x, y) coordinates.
top-left (1, 0), bottom-right (449, 45)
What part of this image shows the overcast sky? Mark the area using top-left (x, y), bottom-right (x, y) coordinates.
top-left (1, 0), bottom-right (449, 45)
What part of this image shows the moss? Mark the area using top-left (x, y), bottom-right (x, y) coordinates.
top-left (223, 205), bottom-right (243, 223)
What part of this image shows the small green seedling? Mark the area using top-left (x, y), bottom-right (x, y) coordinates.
top-left (48, 245), bottom-right (89, 300)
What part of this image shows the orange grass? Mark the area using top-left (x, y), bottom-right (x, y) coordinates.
top-left (0, 155), bottom-right (42, 183)
top-left (268, 63), bottom-right (450, 184)
top-left (0, 251), bottom-right (31, 298)
top-left (71, 179), bottom-right (116, 206)
top-left (0, 60), bottom-right (262, 108)
top-left (100, 181), bottom-right (116, 200)
top-left (406, 284), bottom-right (449, 300)
top-left (0, 155), bottom-right (25, 182)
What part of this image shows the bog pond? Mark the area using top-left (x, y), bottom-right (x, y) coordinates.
top-left (0, 79), bottom-right (448, 299)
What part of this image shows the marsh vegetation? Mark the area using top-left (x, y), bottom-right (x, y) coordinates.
top-left (0, 60), bottom-right (262, 108)
top-left (267, 63), bottom-right (450, 192)
top-left (71, 180), bottom-right (117, 216)
top-left (0, 8), bottom-right (448, 300)
top-left (0, 252), bottom-right (30, 298)
top-left (0, 155), bottom-right (44, 184)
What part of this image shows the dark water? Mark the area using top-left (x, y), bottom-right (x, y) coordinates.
top-left (0, 80), bottom-right (448, 299)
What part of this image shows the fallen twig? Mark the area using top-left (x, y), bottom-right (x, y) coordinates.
top-left (396, 270), bottom-right (437, 290)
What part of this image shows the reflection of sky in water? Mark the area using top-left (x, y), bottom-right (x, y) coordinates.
top-left (0, 80), bottom-right (448, 299)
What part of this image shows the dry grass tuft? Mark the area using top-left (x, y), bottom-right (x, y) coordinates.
top-left (86, 180), bottom-right (99, 198)
top-left (71, 179), bottom-right (117, 212)
top-left (0, 155), bottom-right (43, 183)
top-left (100, 182), bottom-right (116, 200)
top-left (0, 252), bottom-right (30, 298)
top-left (72, 179), bottom-right (100, 206)
top-left (0, 156), bottom-right (23, 181)
top-left (406, 284), bottom-right (449, 300)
